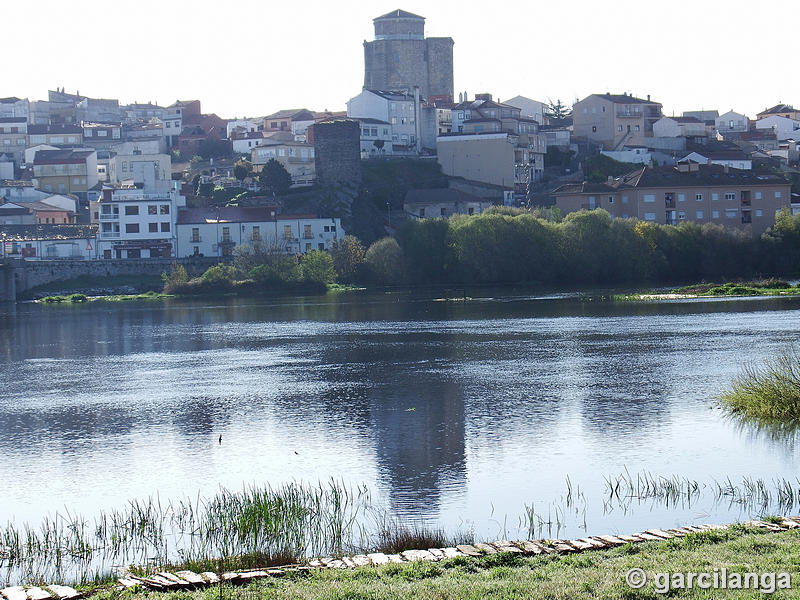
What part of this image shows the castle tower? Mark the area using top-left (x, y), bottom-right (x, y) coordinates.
top-left (363, 9), bottom-right (454, 102)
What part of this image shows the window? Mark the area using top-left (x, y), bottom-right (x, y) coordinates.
top-left (724, 192), bottom-right (736, 200)
top-left (678, 193), bottom-right (686, 202)
top-left (622, 195), bottom-right (629, 204)
top-left (191, 227), bottom-right (200, 242)
top-left (441, 207), bottom-right (447, 216)
top-left (148, 205), bottom-right (157, 214)
top-left (121, 161), bottom-right (127, 171)
top-left (755, 209), bottom-right (763, 217)
top-left (149, 222), bottom-right (158, 232)
top-left (592, 126), bottom-right (597, 133)
top-left (678, 211), bottom-right (686, 220)
top-left (284, 225), bottom-right (292, 239)
top-left (617, 125), bottom-right (623, 132)
top-left (252, 226), bottom-right (260, 241)
top-left (419, 208), bottom-right (425, 217)
top-left (696, 210), bottom-right (704, 219)
top-left (303, 224), bottom-right (312, 238)
top-left (125, 223), bottom-right (139, 233)
top-left (73, 177), bottom-right (81, 185)
top-left (160, 205), bottom-right (170, 214)
top-left (635, 125), bottom-right (640, 131)
top-left (125, 205), bottom-right (139, 215)
top-left (776, 191), bottom-right (783, 199)
top-left (712, 210), bottom-right (720, 218)
top-left (127, 249), bottom-right (140, 258)
top-left (644, 212), bottom-right (656, 221)
top-left (608, 196), bottom-right (614, 204)
top-left (193, 246), bottom-right (200, 255)
top-left (161, 222), bottom-right (170, 232)
top-left (643, 194), bottom-right (655, 203)
top-left (305, 243), bottom-right (312, 252)
top-left (222, 226), bottom-right (231, 242)
top-left (754, 191), bottom-right (762, 200)
top-left (98, 130), bottom-right (107, 137)
top-left (725, 209), bottom-right (738, 218)
top-left (712, 193), bottom-right (719, 201)
top-left (318, 243), bottom-right (325, 250)
top-left (696, 193), bottom-right (703, 201)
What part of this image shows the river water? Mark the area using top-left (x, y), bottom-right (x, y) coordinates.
top-left (1, 289), bottom-right (800, 577)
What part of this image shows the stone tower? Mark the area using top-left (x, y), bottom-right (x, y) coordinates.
top-left (363, 9), bottom-right (454, 102)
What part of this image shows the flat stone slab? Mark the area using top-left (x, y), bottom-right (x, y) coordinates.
top-left (473, 543), bottom-right (497, 554)
top-left (780, 520), bottom-right (800, 529)
top-left (2, 589), bottom-right (28, 600)
top-left (367, 553), bottom-right (389, 565)
top-left (157, 573), bottom-right (191, 586)
top-left (200, 573), bottom-right (220, 584)
top-left (45, 587), bottom-right (79, 600)
top-left (26, 588), bottom-right (51, 600)
top-left (440, 547), bottom-right (465, 558)
top-left (174, 571), bottom-right (205, 585)
top-left (551, 541), bottom-right (577, 553)
top-left (116, 579), bottom-right (139, 590)
top-left (616, 534), bottom-right (643, 543)
top-left (645, 529), bottom-right (675, 539)
top-left (221, 572), bottom-right (242, 582)
top-left (490, 540), bottom-right (523, 553)
top-left (456, 544), bottom-right (483, 557)
top-left (340, 557), bottom-right (357, 568)
top-left (636, 532), bottom-right (664, 541)
top-left (307, 559), bottom-right (324, 568)
top-left (401, 549), bottom-right (435, 562)
top-left (567, 539), bottom-right (595, 551)
top-left (577, 537), bottom-right (607, 549)
top-left (593, 535), bottom-right (625, 546)
top-left (427, 548), bottom-right (444, 559)
top-left (237, 571), bottom-right (269, 580)
top-left (386, 554), bottom-right (404, 563)
top-left (351, 555), bottom-right (371, 567)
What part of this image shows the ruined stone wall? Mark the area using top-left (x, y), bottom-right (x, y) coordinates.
top-left (313, 120), bottom-right (362, 188)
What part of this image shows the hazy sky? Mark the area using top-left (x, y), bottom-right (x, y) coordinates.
top-left (4, 0), bottom-right (796, 119)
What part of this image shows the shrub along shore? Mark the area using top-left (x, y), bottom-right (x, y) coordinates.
top-left (79, 520), bottom-right (800, 599)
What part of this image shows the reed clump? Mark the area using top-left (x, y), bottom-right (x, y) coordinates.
top-left (720, 350), bottom-right (800, 420)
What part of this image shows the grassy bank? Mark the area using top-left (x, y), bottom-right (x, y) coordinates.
top-left (720, 350), bottom-right (800, 420)
top-left (20, 274), bottom-right (164, 300)
top-left (613, 278), bottom-right (800, 301)
top-left (38, 291), bottom-right (172, 303)
top-left (85, 526), bottom-right (800, 599)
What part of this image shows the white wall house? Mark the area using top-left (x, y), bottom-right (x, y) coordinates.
top-left (95, 168), bottom-right (186, 259)
top-left (175, 207), bottom-right (343, 258)
top-left (681, 151), bottom-right (752, 170)
top-left (715, 110), bottom-right (749, 135)
top-left (232, 132), bottom-right (266, 154)
top-left (755, 115), bottom-right (800, 140)
top-left (601, 148), bottom-right (652, 164)
top-left (347, 89), bottom-right (420, 154)
top-left (115, 152), bottom-right (171, 183)
top-left (504, 95), bottom-right (546, 126)
top-left (227, 119), bottom-right (262, 138)
top-left (351, 117), bottom-right (393, 157)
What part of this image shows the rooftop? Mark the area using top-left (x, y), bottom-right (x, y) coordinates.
top-left (33, 149), bottom-right (95, 164)
top-left (374, 9), bottom-right (424, 20)
top-left (404, 188), bottom-right (485, 205)
top-left (759, 104), bottom-right (796, 115)
top-left (176, 207), bottom-right (277, 225)
top-left (590, 93), bottom-right (660, 105)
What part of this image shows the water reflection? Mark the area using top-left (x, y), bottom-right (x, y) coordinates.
top-left (1, 291), bottom-right (800, 554)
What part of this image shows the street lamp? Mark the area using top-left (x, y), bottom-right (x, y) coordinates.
top-left (386, 201), bottom-right (391, 227)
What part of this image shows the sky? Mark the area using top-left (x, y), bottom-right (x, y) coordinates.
top-left (3, 0), bottom-right (797, 120)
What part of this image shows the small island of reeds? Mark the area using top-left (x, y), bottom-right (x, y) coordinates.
top-left (720, 350), bottom-right (800, 421)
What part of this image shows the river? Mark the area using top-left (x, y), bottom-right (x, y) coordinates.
top-left (1, 289), bottom-right (799, 580)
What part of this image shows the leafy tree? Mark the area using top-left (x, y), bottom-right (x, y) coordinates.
top-left (196, 181), bottom-right (214, 198)
top-left (249, 256), bottom-right (302, 285)
top-left (161, 262), bottom-right (188, 292)
top-left (200, 263), bottom-right (237, 288)
top-left (365, 237), bottom-right (405, 284)
top-left (300, 251), bottom-right (337, 285)
top-left (259, 159), bottom-right (292, 195)
top-left (331, 235), bottom-right (366, 282)
top-left (233, 160), bottom-right (251, 182)
top-left (545, 99), bottom-right (572, 124)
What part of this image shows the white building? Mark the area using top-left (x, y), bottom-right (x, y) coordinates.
top-left (95, 167), bottom-right (186, 259)
top-left (504, 95), bottom-right (546, 126)
top-left (601, 148), bottom-right (652, 164)
top-left (715, 110), bottom-right (749, 135)
top-left (0, 181), bottom-right (50, 203)
top-left (652, 116), bottom-right (709, 138)
top-left (680, 151), bottom-right (752, 170)
top-left (351, 117), bottom-right (392, 157)
top-left (175, 207), bottom-right (343, 257)
top-left (0, 97), bottom-right (29, 119)
top-left (347, 89), bottom-right (421, 154)
top-left (232, 132), bottom-right (267, 154)
top-left (227, 119), bottom-right (262, 138)
top-left (755, 115), bottom-right (800, 141)
top-left (251, 141), bottom-right (315, 187)
top-left (115, 152), bottom-right (171, 183)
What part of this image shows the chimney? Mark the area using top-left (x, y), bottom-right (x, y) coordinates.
top-left (647, 94), bottom-right (651, 101)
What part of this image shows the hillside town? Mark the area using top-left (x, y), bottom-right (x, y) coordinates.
top-left (2, 8), bottom-right (799, 260)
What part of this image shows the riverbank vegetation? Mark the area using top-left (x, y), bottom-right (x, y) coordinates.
top-left (38, 291), bottom-right (172, 303)
top-left (720, 350), bottom-right (800, 421)
top-left (83, 526), bottom-right (800, 599)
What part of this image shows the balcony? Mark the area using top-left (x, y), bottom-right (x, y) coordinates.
top-left (616, 111), bottom-right (642, 119)
top-left (100, 232), bottom-right (120, 239)
top-left (665, 199), bottom-right (675, 209)
top-left (99, 213), bottom-right (119, 221)
top-left (190, 237), bottom-right (201, 243)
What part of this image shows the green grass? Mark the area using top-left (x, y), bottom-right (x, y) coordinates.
top-left (720, 350), bottom-right (800, 420)
top-left (83, 526), bottom-right (800, 599)
top-left (21, 274), bottom-right (164, 299)
top-left (37, 291), bottom-right (172, 304)
top-left (673, 279), bottom-right (800, 297)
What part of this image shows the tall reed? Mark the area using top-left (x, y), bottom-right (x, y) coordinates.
top-left (720, 349), bottom-right (800, 420)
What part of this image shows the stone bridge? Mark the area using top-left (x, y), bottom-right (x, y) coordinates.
top-left (0, 257), bottom-right (222, 303)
